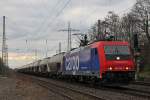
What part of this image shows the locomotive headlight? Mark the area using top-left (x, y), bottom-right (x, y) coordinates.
top-left (108, 67), bottom-right (112, 70)
top-left (125, 67), bottom-right (129, 70)
top-left (116, 57), bottom-right (120, 60)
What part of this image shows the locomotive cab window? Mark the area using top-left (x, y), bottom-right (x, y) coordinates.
top-left (104, 45), bottom-right (131, 60)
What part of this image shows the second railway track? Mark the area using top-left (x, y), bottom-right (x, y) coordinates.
top-left (132, 81), bottom-right (150, 86)
top-left (31, 76), bottom-right (105, 100)
top-left (102, 85), bottom-right (150, 99)
top-left (18, 73), bottom-right (150, 100)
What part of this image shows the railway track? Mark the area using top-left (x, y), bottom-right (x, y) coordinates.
top-left (18, 73), bottom-right (149, 100)
top-left (37, 80), bottom-right (74, 100)
top-left (63, 80), bottom-right (150, 99)
top-left (132, 81), bottom-right (150, 86)
top-left (121, 86), bottom-right (150, 98)
top-left (62, 79), bottom-right (150, 99)
top-left (32, 77), bottom-right (150, 100)
top-left (31, 76), bottom-right (105, 100)
top-left (102, 85), bottom-right (150, 99)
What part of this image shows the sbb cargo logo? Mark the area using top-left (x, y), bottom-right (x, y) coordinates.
top-left (65, 56), bottom-right (79, 71)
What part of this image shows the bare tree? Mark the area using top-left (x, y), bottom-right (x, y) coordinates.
top-left (132, 0), bottom-right (150, 43)
top-left (87, 0), bottom-right (150, 45)
top-left (104, 11), bottom-right (120, 40)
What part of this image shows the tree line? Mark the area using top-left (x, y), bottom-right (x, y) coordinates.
top-left (88, 0), bottom-right (150, 47)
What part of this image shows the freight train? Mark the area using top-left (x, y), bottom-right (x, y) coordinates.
top-left (18, 41), bottom-right (135, 84)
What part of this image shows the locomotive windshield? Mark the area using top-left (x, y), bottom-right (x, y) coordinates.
top-left (104, 45), bottom-right (131, 60)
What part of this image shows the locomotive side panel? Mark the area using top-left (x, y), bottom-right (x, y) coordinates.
top-left (90, 48), bottom-right (100, 78)
top-left (63, 46), bottom-right (100, 78)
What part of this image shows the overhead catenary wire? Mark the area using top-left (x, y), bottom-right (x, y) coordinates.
top-left (6, 0), bottom-right (65, 41)
top-left (7, 1), bottom-right (71, 60)
top-left (39, 0), bottom-right (72, 34)
top-left (38, 0), bottom-right (72, 52)
top-left (20, 0), bottom-right (71, 41)
top-left (30, 0), bottom-right (63, 36)
top-left (22, 0), bottom-right (68, 34)
top-left (6, 18), bottom-right (30, 35)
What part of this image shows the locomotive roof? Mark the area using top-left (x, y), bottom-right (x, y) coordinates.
top-left (65, 41), bottom-right (129, 55)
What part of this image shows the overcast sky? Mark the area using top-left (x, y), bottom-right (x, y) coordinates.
top-left (0, 0), bottom-right (136, 68)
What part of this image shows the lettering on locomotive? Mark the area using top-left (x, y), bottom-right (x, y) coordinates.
top-left (65, 56), bottom-right (79, 71)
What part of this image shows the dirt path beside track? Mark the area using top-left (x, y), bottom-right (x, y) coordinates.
top-left (0, 73), bottom-right (66, 100)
